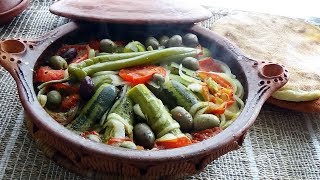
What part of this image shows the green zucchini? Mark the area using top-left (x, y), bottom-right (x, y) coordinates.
top-left (128, 84), bottom-right (181, 138)
top-left (170, 62), bottom-right (197, 77)
top-left (67, 83), bottom-right (118, 131)
top-left (102, 86), bottom-right (134, 141)
top-left (149, 80), bottom-right (199, 111)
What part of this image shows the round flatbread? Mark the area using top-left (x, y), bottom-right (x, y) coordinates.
top-left (211, 12), bottom-right (320, 102)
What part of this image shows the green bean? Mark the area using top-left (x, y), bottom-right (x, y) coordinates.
top-left (71, 51), bottom-right (153, 69)
top-left (69, 47), bottom-right (198, 80)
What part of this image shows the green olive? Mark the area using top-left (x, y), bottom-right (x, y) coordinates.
top-left (46, 90), bottom-right (62, 107)
top-left (171, 106), bottom-right (193, 131)
top-left (152, 73), bottom-right (165, 84)
top-left (193, 114), bottom-right (220, 131)
top-left (145, 37), bottom-right (160, 50)
top-left (159, 35), bottom-right (169, 47)
top-left (49, 56), bottom-right (67, 70)
top-left (181, 57), bottom-right (199, 70)
top-left (133, 123), bottom-right (155, 149)
top-left (168, 35), bottom-right (183, 47)
top-left (124, 41), bottom-right (146, 52)
top-left (147, 46), bottom-right (153, 51)
top-left (100, 39), bottom-right (116, 53)
top-left (183, 33), bottom-right (199, 48)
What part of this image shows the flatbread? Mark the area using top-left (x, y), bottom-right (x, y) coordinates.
top-left (211, 12), bottom-right (320, 102)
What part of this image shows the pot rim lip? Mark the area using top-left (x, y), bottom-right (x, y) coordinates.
top-left (18, 22), bottom-right (279, 163)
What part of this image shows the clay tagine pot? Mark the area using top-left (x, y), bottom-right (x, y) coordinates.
top-left (0, 0), bottom-right (288, 178)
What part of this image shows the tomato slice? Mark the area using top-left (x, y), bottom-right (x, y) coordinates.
top-left (57, 44), bottom-right (90, 64)
top-left (34, 66), bottom-right (65, 83)
top-left (191, 127), bottom-right (222, 143)
top-left (155, 136), bottom-right (192, 149)
top-left (198, 57), bottom-right (222, 72)
top-left (61, 94), bottom-right (80, 111)
top-left (119, 65), bottom-right (166, 85)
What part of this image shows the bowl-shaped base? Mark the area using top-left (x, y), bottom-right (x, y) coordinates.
top-left (24, 112), bottom-right (240, 179)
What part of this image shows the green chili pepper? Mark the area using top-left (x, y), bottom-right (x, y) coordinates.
top-left (69, 47), bottom-right (198, 80)
top-left (72, 51), bottom-right (152, 69)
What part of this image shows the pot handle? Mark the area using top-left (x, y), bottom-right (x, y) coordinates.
top-left (190, 24), bottom-right (288, 106)
top-left (0, 22), bottom-right (79, 81)
top-left (190, 24), bottom-right (288, 150)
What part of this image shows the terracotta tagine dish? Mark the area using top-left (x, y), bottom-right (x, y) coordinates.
top-left (0, 0), bottom-right (288, 178)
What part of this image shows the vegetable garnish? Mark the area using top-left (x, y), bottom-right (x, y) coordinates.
top-left (119, 65), bottom-right (166, 85)
top-left (197, 71), bottom-right (232, 89)
top-left (155, 136), bottom-right (192, 149)
top-left (198, 57), bottom-right (222, 72)
top-left (57, 44), bottom-right (90, 64)
top-left (107, 137), bottom-right (133, 145)
top-left (35, 34), bottom-right (245, 150)
top-left (198, 72), bottom-right (235, 108)
top-left (61, 94), bottom-right (80, 111)
top-left (191, 127), bottom-right (222, 143)
top-left (49, 83), bottom-right (79, 94)
top-left (88, 40), bottom-right (100, 51)
top-left (34, 66), bottom-right (65, 83)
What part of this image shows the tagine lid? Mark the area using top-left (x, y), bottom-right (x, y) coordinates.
top-left (49, 0), bottom-right (212, 24)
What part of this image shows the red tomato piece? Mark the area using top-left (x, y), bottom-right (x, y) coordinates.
top-left (119, 65), bottom-right (166, 85)
top-left (34, 66), bottom-right (65, 83)
top-left (198, 57), bottom-right (222, 72)
top-left (61, 94), bottom-right (80, 111)
top-left (191, 127), bottom-right (222, 143)
top-left (155, 136), bottom-right (192, 149)
top-left (88, 40), bottom-right (100, 51)
top-left (49, 83), bottom-right (79, 94)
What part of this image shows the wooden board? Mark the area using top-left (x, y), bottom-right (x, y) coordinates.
top-left (49, 0), bottom-right (212, 24)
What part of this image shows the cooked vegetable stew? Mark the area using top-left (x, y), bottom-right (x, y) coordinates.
top-left (34, 33), bottom-right (244, 150)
